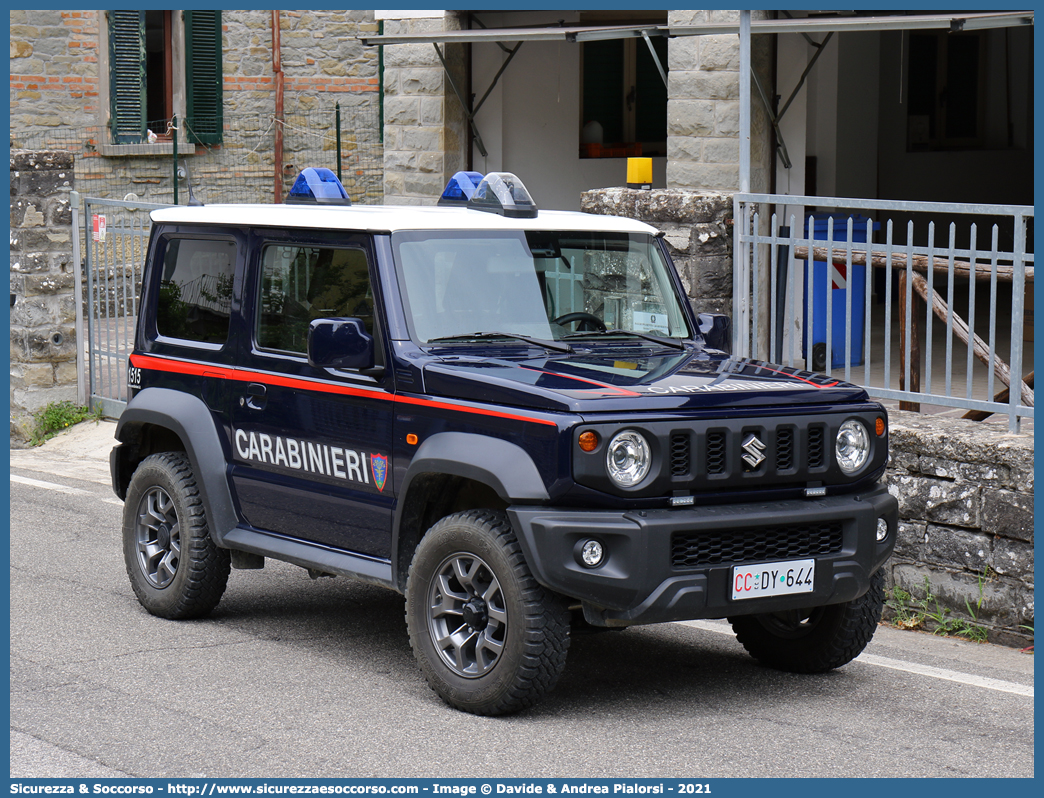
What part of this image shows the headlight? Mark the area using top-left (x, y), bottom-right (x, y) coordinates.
top-left (835, 420), bottom-right (870, 474)
top-left (606, 430), bottom-right (651, 487)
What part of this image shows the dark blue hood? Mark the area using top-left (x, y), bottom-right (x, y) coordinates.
top-left (421, 347), bottom-right (868, 415)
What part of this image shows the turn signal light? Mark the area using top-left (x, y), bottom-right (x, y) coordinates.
top-left (875, 417), bottom-right (886, 437)
top-left (578, 431), bottom-right (600, 452)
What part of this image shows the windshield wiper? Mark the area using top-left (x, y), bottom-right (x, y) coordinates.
top-left (427, 331), bottom-right (574, 354)
top-left (562, 329), bottom-right (687, 350)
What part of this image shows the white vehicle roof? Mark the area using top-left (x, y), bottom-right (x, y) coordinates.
top-left (149, 203), bottom-right (659, 235)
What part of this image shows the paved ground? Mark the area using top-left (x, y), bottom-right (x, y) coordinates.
top-left (9, 421), bottom-right (1035, 779)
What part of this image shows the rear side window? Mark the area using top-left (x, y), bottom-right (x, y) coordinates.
top-left (257, 244), bottom-right (373, 354)
top-left (156, 238), bottom-right (237, 344)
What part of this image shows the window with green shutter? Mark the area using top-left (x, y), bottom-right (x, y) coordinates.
top-left (185, 11), bottom-right (223, 145)
top-left (108, 10), bottom-right (146, 144)
top-left (107, 10), bottom-right (222, 146)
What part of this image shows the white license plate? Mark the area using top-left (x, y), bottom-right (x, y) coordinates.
top-left (731, 559), bottom-right (815, 600)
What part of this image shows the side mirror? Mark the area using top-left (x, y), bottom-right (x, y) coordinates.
top-left (307, 318), bottom-right (375, 371)
top-left (697, 313), bottom-right (731, 354)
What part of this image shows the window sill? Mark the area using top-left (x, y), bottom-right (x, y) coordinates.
top-left (97, 143), bottom-right (192, 157)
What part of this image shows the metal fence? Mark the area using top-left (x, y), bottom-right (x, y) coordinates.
top-left (71, 194), bottom-right (167, 417)
top-left (733, 193), bottom-right (1033, 431)
top-left (11, 104), bottom-right (383, 206)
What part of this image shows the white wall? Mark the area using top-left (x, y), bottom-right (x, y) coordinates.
top-left (469, 10), bottom-right (666, 211)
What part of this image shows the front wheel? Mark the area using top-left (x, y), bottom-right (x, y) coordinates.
top-left (405, 510), bottom-right (570, 715)
top-left (729, 569), bottom-right (885, 673)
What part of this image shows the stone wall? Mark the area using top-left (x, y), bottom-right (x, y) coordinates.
top-left (580, 187), bottom-right (734, 317)
top-left (884, 412), bottom-right (1034, 647)
top-left (10, 151), bottom-right (78, 445)
top-left (666, 10), bottom-right (773, 193)
top-left (380, 12), bottom-right (469, 205)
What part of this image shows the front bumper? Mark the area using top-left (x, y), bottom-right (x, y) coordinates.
top-left (509, 484), bottom-right (897, 627)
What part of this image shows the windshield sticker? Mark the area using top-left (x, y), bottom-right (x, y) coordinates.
top-left (631, 311), bottom-right (669, 334)
top-left (234, 428), bottom-right (381, 488)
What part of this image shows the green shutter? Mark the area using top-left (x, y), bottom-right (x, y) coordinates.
top-left (109, 10), bottom-right (145, 144)
top-left (185, 10), bottom-right (223, 145)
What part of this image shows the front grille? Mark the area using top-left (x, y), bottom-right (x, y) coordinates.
top-left (776, 427), bottom-right (794, 471)
top-left (670, 432), bottom-right (690, 476)
top-left (808, 425), bottom-right (825, 468)
top-left (670, 522), bottom-right (844, 568)
top-left (706, 431), bottom-right (727, 474)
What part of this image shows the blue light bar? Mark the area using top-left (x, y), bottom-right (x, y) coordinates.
top-left (438, 171), bottom-right (485, 205)
top-left (467, 172), bottom-right (538, 218)
top-left (285, 167), bottom-right (351, 205)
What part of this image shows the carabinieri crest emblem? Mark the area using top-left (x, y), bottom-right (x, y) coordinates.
top-left (370, 453), bottom-right (388, 492)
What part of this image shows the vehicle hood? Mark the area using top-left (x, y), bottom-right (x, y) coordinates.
top-left (421, 348), bottom-right (869, 415)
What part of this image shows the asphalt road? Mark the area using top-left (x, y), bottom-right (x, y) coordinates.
top-left (9, 423), bottom-right (1035, 779)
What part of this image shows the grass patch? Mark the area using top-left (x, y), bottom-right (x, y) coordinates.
top-left (885, 570), bottom-right (991, 643)
top-left (30, 400), bottom-right (102, 446)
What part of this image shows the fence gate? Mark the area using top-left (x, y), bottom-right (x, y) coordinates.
top-left (72, 193), bottom-right (171, 418)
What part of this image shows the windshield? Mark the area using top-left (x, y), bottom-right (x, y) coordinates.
top-left (392, 230), bottom-right (691, 345)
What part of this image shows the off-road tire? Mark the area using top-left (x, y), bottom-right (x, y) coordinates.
top-left (122, 452), bottom-right (231, 620)
top-left (729, 569), bottom-right (885, 673)
top-left (406, 509), bottom-right (570, 716)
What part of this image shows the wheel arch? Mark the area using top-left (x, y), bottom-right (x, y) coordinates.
top-left (391, 432), bottom-right (549, 592)
top-left (112, 387), bottom-right (238, 546)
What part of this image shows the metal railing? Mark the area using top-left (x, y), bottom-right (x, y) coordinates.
top-left (733, 193), bottom-right (1033, 431)
top-left (72, 193), bottom-right (171, 418)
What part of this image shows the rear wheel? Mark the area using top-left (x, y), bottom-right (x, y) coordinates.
top-left (729, 569), bottom-right (884, 673)
top-left (122, 452), bottom-right (230, 620)
top-left (406, 510), bottom-right (570, 715)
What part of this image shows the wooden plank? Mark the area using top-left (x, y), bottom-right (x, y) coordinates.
top-left (962, 371), bottom-right (1034, 420)
top-left (897, 269), bottom-right (920, 412)
top-left (793, 245), bottom-right (1032, 284)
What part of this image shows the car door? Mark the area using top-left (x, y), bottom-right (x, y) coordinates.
top-left (228, 228), bottom-right (395, 560)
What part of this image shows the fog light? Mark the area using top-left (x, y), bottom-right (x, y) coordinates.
top-left (581, 539), bottom-right (604, 567)
top-left (876, 518), bottom-right (889, 542)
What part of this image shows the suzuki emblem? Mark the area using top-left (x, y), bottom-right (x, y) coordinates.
top-left (741, 433), bottom-right (767, 470)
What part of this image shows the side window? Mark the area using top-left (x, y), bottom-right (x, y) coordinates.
top-left (257, 245), bottom-right (374, 354)
top-left (156, 238), bottom-right (236, 344)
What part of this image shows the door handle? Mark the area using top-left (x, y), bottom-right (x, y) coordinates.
top-left (245, 382), bottom-right (267, 410)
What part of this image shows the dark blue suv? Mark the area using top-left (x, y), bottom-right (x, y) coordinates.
top-left (111, 171), bottom-right (897, 715)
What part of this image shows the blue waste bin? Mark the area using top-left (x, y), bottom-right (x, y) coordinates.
top-left (802, 214), bottom-right (879, 370)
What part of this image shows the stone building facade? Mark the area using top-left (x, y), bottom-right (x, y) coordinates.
top-left (666, 9), bottom-right (772, 195)
top-left (10, 10), bottom-right (382, 205)
top-left (378, 11), bottom-right (469, 205)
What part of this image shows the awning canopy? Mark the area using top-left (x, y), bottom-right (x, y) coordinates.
top-left (359, 11), bottom-right (1033, 46)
